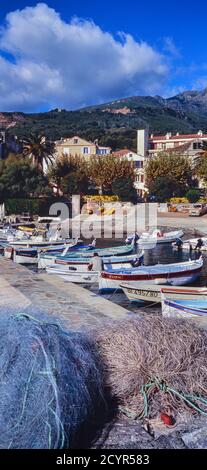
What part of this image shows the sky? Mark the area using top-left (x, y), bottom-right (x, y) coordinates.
top-left (0, 0), bottom-right (207, 112)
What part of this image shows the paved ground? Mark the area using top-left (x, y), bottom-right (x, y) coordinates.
top-left (158, 212), bottom-right (207, 233)
top-left (0, 257), bottom-right (129, 330)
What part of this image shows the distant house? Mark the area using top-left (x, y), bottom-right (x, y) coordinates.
top-left (148, 131), bottom-right (207, 161)
top-left (55, 135), bottom-right (111, 159)
top-left (113, 148), bottom-right (147, 198)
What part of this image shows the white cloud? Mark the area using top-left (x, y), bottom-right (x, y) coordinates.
top-left (0, 3), bottom-right (170, 111)
top-left (163, 37), bottom-right (181, 59)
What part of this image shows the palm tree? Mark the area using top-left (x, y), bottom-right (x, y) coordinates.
top-left (22, 134), bottom-right (55, 172)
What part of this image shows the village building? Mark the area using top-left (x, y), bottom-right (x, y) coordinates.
top-left (113, 148), bottom-right (147, 198)
top-left (148, 130), bottom-right (207, 161)
top-left (55, 135), bottom-right (111, 159)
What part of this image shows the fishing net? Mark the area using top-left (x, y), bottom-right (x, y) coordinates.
top-left (95, 316), bottom-right (207, 420)
top-left (0, 311), bottom-right (105, 449)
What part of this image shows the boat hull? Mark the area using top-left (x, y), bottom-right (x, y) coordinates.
top-left (162, 297), bottom-right (207, 326)
top-left (14, 253), bottom-right (38, 264)
top-left (121, 283), bottom-right (207, 303)
top-left (46, 266), bottom-right (99, 284)
top-left (137, 230), bottom-right (184, 248)
top-left (99, 259), bottom-right (203, 292)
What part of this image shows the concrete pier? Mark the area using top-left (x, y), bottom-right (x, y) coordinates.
top-left (0, 257), bottom-right (129, 329)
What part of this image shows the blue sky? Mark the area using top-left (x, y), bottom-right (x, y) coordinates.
top-left (0, 0), bottom-right (206, 112)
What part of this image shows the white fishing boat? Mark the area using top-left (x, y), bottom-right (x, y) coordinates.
top-left (99, 257), bottom-right (203, 292)
top-left (8, 236), bottom-right (72, 248)
top-left (161, 293), bottom-right (207, 326)
top-left (46, 252), bottom-right (144, 275)
top-left (54, 252), bottom-right (143, 271)
top-left (173, 237), bottom-right (207, 251)
top-left (46, 265), bottom-right (99, 284)
top-left (121, 283), bottom-right (207, 303)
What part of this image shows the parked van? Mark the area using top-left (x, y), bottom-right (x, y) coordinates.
top-left (189, 203), bottom-right (207, 216)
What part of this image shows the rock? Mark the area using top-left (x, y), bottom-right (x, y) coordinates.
top-left (182, 427), bottom-right (207, 449)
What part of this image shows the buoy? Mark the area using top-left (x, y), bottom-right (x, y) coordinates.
top-left (160, 412), bottom-right (174, 426)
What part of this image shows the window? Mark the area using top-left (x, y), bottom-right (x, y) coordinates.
top-left (141, 175), bottom-right (144, 183)
top-left (193, 142), bottom-right (202, 150)
top-left (135, 161), bottom-right (143, 168)
top-left (74, 138), bottom-right (78, 144)
top-left (83, 147), bottom-right (89, 154)
top-left (63, 147), bottom-right (70, 155)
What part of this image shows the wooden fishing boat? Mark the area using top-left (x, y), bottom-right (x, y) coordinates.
top-left (161, 295), bottom-right (207, 325)
top-left (121, 283), bottom-right (207, 303)
top-left (46, 251), bottom-right (144, 274)
top-left (38, 242), bottom-right (134, 269)
top-left (46, 266), bottom-right (99, 284)
top-left (4, 240), bottom-right (85, 264)
top-left (54, 252), bottom-right (144, 272)
top-left (99, 257), bottom-right (203, 292)
top-left (8, 237), bottom-right (74, 248)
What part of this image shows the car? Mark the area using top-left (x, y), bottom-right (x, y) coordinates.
top-left (189, 203), bottom-right (207, 216)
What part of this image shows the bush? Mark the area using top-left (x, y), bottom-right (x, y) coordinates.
top-left (185, 189), bottom-right (200, 203)
top-left (5, 197), bottom-right (71, 216)
top-left (83, 195), bottom-right (119, 202)
top-left (169, 197), bottom-right (188, 203)
top-left (5, 199), bottom-right (42, 215)
top-left (198, 197), bottom-right (207, 203)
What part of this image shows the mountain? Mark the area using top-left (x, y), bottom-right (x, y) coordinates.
top-left (3, 89), bottom-right (207, 151)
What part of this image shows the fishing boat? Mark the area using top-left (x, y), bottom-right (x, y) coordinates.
top-left (99, 257), bottom-right (203, 292)
top-left (126, 229), bottom-right (184, 248)
top-left (4, 239), bottom-right (88, 264)
top-left (121, 283), bottom-right (207, 303)
top-left (54, 252), bottom-right (144, 271)
top-left (46, 251), bottom-right (144, 274)
top-left (46, 265), bottom-right (99, 284)
top-left (161, 295), bottom-right (207, 325)
top-left (38, 242), bottom-right (135, 269)
top-left (173, 237), bottom-right (207, 251)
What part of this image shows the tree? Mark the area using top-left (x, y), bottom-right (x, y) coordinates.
top-left (88, 155), bottom-right (135, 194)
top-left (194, 154), bottom-right (207, 187)
top-left (185, 188), bottom-right (200, 203)
top-left (112, 177), bottom-right (138, 203)
top-left (22, 134), bottom-right (55, 172)
top-left (0, 161), bottom-right (52, 200)
top-left (145, 153), bottom-right (193, 190)
top-left (148, 176), bottom-right (184, 202)
top-left (49, 155), bottom-right (90, 196)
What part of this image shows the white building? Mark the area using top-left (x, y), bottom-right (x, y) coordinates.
top-left (148, 130), bottom-right (207, 161)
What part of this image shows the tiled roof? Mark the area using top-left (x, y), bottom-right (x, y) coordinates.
top-left (150, 133), bottom-right (207, 141)
top-left (113, 149), bottom-right (133, 157)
